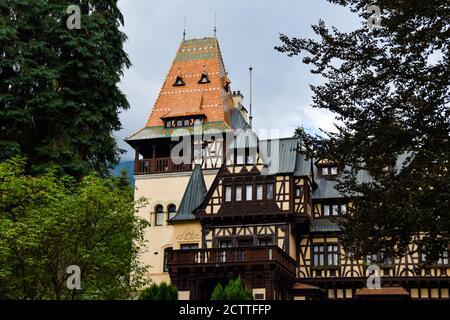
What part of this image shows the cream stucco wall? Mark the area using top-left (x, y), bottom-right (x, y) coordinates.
top-left (134, 170), bottom-right (218, 284)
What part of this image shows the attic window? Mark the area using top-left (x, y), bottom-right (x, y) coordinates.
top-left (198, 73), bottom-right (210, 84)
top-left (321, 166), bottom-right (338, 176)
top-left (173, 76), bottom-right (185, 86)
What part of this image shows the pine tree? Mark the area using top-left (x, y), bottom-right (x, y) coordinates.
top-left (276, 0), bottom-right (449, 263)
top-left (0, 0), bottom-right (130, 177)
top-left (211, 277), bottom-right (253, 300)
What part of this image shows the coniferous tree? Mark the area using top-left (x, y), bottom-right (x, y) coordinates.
top-left (276, 0), bottom-right (449, 263)
top-left (0, 0), bottom-right (130, 177)
top-left (211, 277), bottom-right (253, 300)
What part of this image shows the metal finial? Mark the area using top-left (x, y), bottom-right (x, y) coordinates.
top-left (183, 15), bottom-right (187, 40)
top-left (249, 66), bottom-right (253, 128)
top-left (214, 12), bottom-right (217, 37)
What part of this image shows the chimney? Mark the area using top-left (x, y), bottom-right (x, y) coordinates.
top-left (232, 90), bottom-right (244, 108)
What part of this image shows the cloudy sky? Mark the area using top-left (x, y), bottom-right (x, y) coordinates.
top-left (115, 0), bottom-right (362, 161)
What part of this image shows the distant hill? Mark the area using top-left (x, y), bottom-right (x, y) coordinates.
top-left (111, 160), bottom-right (135, 185)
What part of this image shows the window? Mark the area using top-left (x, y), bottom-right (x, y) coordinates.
top-left (295, 186), bottom-right (302, 197)
top-left (266, 183), bottom-right (274, 200)
top-left (198, 73), bottom-right (211, 84)
top-left (246, 153), bottom-right (256, 165)
top-left (365, 251), bottom-right (393, 266)
top-left (220, 240), bottom-right (232, 248)
top-left (323, 205), bottom-right (330, 216)
top-left (166, 121), bottom-right (172, 128)
top-left (313, 244), bottom-right (339, 267)
top-left (236, 153), bottom-right (245, 165)
top-left (180, 243), bottom-right (199, 250)
top-left (238, 238), bottom-right (254, 247)
top-left (259, 237), bottom-right (273, 246)
top-left (246, 185), bottom-right (253, 201)
top-left (320, 166), bottom-right (338, 176)
top-left (313, 245), bottom-right (325, 267)
top-left (168, 204), bottom-right (177, 220)
top-left (332, 205), bottom-right (339, 216)
top-left (173, 76), bottom-right (185, 86)
top-left (176, 120), bottom-right (183, 127)
top-left (163, 247), bottom-right (172, 272)
top-left (155, 205), bottom-right (164, 226)
top-left (327, 244), bottom-right (339, 266)
top-left (256, 185), bottom-right (263, 200)
top-left (323, 204), bottom-right (347, 217)
top-left (421, 248), bottom-right (449, 265)
top-left (225, 186), bottom-right (232, 202)
top-left (236, 186), bottom-right (242, 201)
top-left (184, 119), bottom-right (191, 126)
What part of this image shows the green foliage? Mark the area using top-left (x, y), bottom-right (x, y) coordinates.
top-left (277, 0), bottom-right (450, 262)
top-left (0, 157), bottom-right (149, 299)
top-left (138, 282), bottom-right (178, 300)
top-left (211, 277), bottom-right (253, 300)
top-left (0, 0), bottom-right (130, 177)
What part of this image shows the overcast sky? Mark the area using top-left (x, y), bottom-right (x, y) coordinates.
top-left (115, 0), bottom-right (361, 161)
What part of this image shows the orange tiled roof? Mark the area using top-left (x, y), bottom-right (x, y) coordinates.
top-left (292, 283), bottom-right (323, 291)
top-left (146, 37), bottom-right (235, 128)
top-left (356, 287), bottom-right (409, 296)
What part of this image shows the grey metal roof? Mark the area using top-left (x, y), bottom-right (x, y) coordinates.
top-left (260, 137), bottom-right (307, 175)
top-left (310, 219), bottom-right (342, 233)
top-left (229, 108), bottom-right (251, 131)
top-left (294, 153), bottom-right (312, 176)
top-left (169, 164), bottom-right (207, 222)
top-left (312, 164), bottom-right (373, 199)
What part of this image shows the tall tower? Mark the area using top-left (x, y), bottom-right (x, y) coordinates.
top-left (125, 37), bottom-right (249, 284)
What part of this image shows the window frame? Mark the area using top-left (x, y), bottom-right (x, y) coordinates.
top-left (163, 247), bottom-right (172, 272)
top-left (312, 243), bottom-right (340, 269)
top-left (235, 186), bottom-right (242, 202)
top-left (245, 184), bottom-right (253, 201)
top-left (154, 205), bottom-right (165, 226)
top-left (168, 204), bottom-right (177, 220)
top-left (224, 185), bottom-right (232, 202)
top-left (266, 183), bottom-right (274, 200)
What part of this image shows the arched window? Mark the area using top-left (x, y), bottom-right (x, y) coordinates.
top-left (155, 205), bottom-right (164, 226)
top-left (168, 204), bottom-right (177, 220)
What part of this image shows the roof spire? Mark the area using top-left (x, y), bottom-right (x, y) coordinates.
top-left (214, 12), bottom-right (217, 37)
top-left (183, 15), bottom-right (187, 40)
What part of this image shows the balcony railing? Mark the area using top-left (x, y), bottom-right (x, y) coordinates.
top-left (167, 245), bottom-right (297, 276)
top-left (135, 158), bottom-right (192, 175)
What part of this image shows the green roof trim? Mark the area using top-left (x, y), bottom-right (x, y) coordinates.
top-left (125, 121), bottom-right (231, 141)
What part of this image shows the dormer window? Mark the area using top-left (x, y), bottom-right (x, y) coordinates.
top-left (320, 166), bottom-right (338, 176)
top-left (198, 73), bottom-right (210, 84)
top-left (198, 64), bottom-right (211, 84)
top-left (164, 116), bottom-right (205, 128)
top-left (173, 76), bottom-right (185, 86)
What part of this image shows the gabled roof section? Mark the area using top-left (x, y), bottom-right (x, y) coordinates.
top-left (259, 137), bottom-right (312, 175)
top-left (170, 164), bottom-right (207, 222)
top-left (146, 37), bottom-right (235, 128)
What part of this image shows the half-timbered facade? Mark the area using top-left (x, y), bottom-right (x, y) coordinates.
top-left (125, 36), bottom-right (449, 300)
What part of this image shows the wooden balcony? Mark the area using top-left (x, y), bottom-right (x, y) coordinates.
top-left (167, 245), bottom-right (297, 276)
top-left (134, 158), bottom-right (192, 175)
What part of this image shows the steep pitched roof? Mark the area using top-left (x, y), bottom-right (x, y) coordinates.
top-left (146, 37), bottom-right (235, 128)
top-left (169, 164), bottom-right (207, 222)
top-left (259, 137), bottom-right (312, 176)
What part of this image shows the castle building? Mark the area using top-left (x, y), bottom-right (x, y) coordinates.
top-left (125, 37), bottom-right (449, 300)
